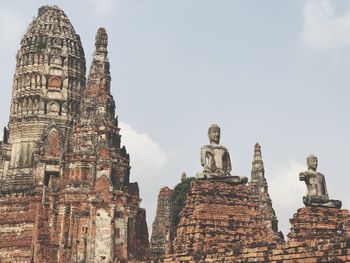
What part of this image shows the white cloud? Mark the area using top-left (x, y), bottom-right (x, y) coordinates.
top-left (120, 122), bottom-right (168, 177)
top-left (119, 122), bottom-right (168, 231)
top-left (267, 160), bottom-right (305, 238)
top-left (88, 0), bottom-right (116, 18)
top-left (302, 0), bottom-right (350, 53)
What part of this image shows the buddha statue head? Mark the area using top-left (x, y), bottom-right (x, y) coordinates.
top-left (208, 124), bottom-right (220, 145)
top-left (307, 154), bottom-right (318, 172)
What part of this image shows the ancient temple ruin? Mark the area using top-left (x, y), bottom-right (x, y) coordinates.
top-left (2, 4), bottom-right (350, 263)
top-left (0, 6), bottom-right (148, 262)
top-left (152, 125), bottom-right (350, 262)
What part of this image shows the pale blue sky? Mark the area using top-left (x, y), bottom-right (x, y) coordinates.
top-left (1, 0), bottom-right (350, 236)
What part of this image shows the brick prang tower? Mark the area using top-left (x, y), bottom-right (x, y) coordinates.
top-left (0, 6), bottom-right (149, 263)
top-left (0, 5), bottom-right (85, 192)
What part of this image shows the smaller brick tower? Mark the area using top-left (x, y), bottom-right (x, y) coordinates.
top-left (150, 187), bottom-right (173, 259)
top-left (250, 143), bottom-right (279, 234)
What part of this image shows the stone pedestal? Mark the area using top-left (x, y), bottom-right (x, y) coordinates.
top-left (171, 179), bottom-right (280, 256)
top-left (288, 207), bottom-right (350, 242)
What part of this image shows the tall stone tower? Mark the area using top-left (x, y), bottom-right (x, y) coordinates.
top-left (0, 5), bottom-right (85, 191)
top-left (0, 6), bottom-right (149, 262)
top-left (55, 28), bottom-right (149, 262)
top-left (250, 143), bottom-right (279, 234)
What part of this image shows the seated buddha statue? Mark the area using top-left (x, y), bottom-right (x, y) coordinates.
top-left (196, 124), bottom-right (247, 184)
top-left (299, 154), bottom-right (341, 209)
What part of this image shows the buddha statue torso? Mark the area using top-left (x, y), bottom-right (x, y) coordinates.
top-left (201, 144), bottom-right (231, 176)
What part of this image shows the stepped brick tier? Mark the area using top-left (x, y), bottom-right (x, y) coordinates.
top-left (163, 185), bottom-right (350, 262)
top-left (150, 187), bottom-right (173, 259)
top-left (162, 185), bottom-right (350, 263)
top-left (171, 179), bottom-right (282, 256)
top-left (164, 239), bottom-right (350, 262)
top-left (288, 207), bottom-right (350, 242)
top-left (0, 5), bottom-right (149, 263)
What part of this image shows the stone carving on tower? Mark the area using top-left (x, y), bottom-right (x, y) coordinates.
top-left (0, 6), bottom-right (149, 262)
top-left (299, 154), bottom-right (342, 209)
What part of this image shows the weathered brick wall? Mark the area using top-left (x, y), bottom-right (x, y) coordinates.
top-left (0, 194), bottom-right (41, 263)
top-left (162, 180), bottom-right (350, 262)
top-left (288, 207), bottom-right (350, 242)
top-left (163, 239), bottom-right (350, 262)
top-left (172, 180), bottom-right (281, 256)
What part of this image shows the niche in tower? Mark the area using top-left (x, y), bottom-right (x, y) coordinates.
top-left (42, 128), bottom-right (62, 159)
top-left (48, 76), bottom-right (62, 90)
top-left (48, 101), bottom-right (60, 115)
top-left (44, 171), bottom-right (59, 192)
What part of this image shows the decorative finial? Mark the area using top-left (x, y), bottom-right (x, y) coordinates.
top-left (251, 142), bottom-right (265, 179)
top-left (255, 142), bottom-right (261, 150)
top-left (38, 6), bottom-right (50, 17)
top-left (95, 27), bottom-right (108, 52)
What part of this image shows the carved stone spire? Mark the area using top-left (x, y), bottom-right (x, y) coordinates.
top-left (80, 28), bottom-right (115, 125)
top-left (250, 143), bottom-right (279, 235)
top-left (67, 28), bottom-right (126, 185)
top-left (61, 27), bottom-right (148, 260)
top-left (95, 27), bottom-right (108, 53)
